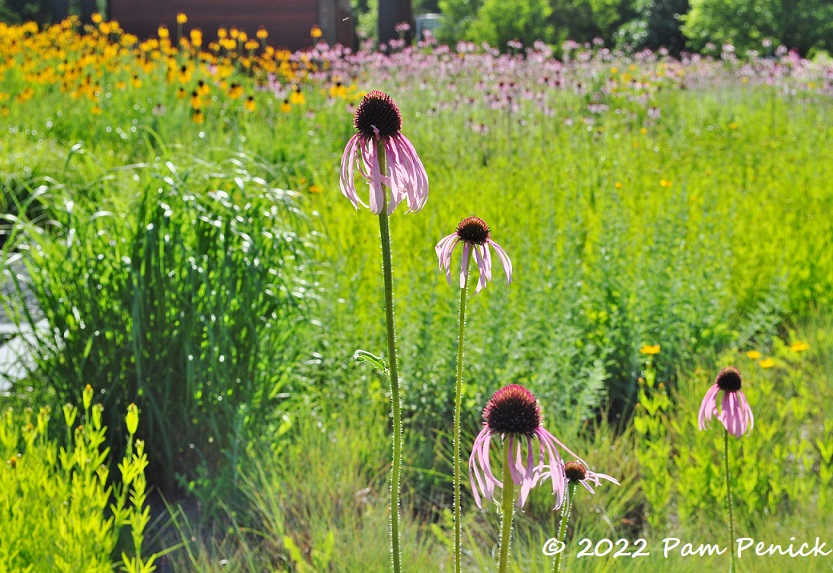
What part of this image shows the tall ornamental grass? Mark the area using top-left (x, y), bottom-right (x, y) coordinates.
top-left (2, 150), bottom-right (314, 496)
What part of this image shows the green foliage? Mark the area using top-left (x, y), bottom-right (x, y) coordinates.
top-left (353, 0), bottom-right (379, 41)
top-left (0, 393), bottom-right (155, 571)
top-left (468, 0), bottom-right (554, 49)
top-left (616, 0), bottom-right (688, 53)
top-left (684, 0), bottom-right (833, 55)
top-left (632, 356), bottom-right (673, 530)
top-left (635, 319), bottom-right (833, 536)
top-left (436, 0), bottom-right (485, 45)
top-left (3, 150), bottom-right (313, 499)
top-left (0, 0), bottom-right (49, 24)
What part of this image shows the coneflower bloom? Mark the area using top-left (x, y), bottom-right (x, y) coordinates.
top-left (340, 90), bottom-right (428, 214)
top-left (436, 217), bottom-right (512, 293)
top-left (469, 385), bottom-right (582, 509)
top-left (698, 366), bottom-right (754, 437)
top-left (560, 460), bottom-right (619, 505)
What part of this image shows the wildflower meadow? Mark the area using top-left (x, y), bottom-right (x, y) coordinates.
top-left (1, 13), bottom-right (833, 573)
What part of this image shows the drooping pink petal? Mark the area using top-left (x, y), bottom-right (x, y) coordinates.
top-left (473, 244), bottom-right (489, 293)
top-left (459, 243), bottom-right (472, 288)
top-left (435, 234), bottom-right (459, 285)
top-left (339, 135), bottom-right (364, 209)
top-left (507, 435), bottom-right (522, 485)
top-left (391, 134), bottom-right (428, 211)
top-left (469, 428), bottom-right (492, 508)
top-left (737, 390), bottom-right (754, 433)
top-left (516, 435), bottom-right (537, 507)
top-left (698, 384), bottom-right (720, 430)
top-left (537, 427), bottom-right (586, 466)
top-left (488, 238), bottom-right (513, 284)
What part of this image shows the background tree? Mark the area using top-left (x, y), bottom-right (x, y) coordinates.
top-left (469, 0), bottom-right (554, 48)
top-left (684, 0), bottom-right (833, 55)
top-left (548, 0), bottom-right (635, 47)
top-left (616, 0), bottom-right (688, 54)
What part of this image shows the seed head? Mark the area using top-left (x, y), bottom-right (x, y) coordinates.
top-left (455, 216), bottom-right (491, 245)
top-left (484, 384), bottom-right (541, 436)
top-left (354, 90), bottom-right (402, 138)
top-left (564, 461), bottom-right (587, 482)
top-left (716, 367), bottom-right (742, 392)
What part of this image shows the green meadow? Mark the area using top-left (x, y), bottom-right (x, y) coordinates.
top-left (1, 21), bottom-right (833, 571)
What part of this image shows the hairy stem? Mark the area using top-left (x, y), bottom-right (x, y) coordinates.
top-left (724, 427), bottom-right (735, 573)
top-left (377, 141), bottom-right (402, 573)
top-left (498, 445), bottom-right (516, 573)
top-left (553, 482), bottom-right (577, 573)
top-left (453, 266), bottom-right (470, 573)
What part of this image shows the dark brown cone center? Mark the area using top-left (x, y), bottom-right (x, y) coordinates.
top-left (564, 461), bottom-right (587, 482)
top-left (354, 90), bottom-right (402, 138)
top-left (716, 367), bottom-right (742, 392)
top-left (484, 385), bottom-right (541, 436)
top-left (456, 216), bottom-right (491, 245)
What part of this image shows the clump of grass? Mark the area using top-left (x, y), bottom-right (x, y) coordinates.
top-left (3, 149), bottom-right (315, 499)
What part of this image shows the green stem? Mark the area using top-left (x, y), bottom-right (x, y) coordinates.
top-left (553, 482), bottom-right (577, 573)
top-left (724, 428), bottom-right (735, 573)
top-left (453, 265), bottom-right (469, 573)
top-left (498, 445), bottom-right (516, 573)
top-left (377, 141), bottom-right (402, 573)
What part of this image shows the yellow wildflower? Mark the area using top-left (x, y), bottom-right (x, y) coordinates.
top-left (639, 344), bottom-right (661, 355)
top-left (759, 358), bottom-right (775, 369)
top-left (790, 341), bottom-right (810, 353)
top-left (745, 350), bottom-right (761, 360)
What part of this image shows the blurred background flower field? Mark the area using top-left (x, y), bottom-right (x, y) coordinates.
top-left (1, 11), bottom-right (833, 572)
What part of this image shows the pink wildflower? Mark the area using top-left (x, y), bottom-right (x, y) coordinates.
top-left (340, 91), bottom-right (428, 215)
top-left (698, 367), bottom-right (754, 437)
top-left (435, 217), bottom-right (512, 293)
top-left (469, 385), bottom-right (582, 509)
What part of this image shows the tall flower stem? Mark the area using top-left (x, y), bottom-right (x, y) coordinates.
top-left (724, 427), bottom-right (735, 573)
top-left (453, 265), bottom-right (470, 573)
top-left (498, 448), bottom-right (516, 573)
top-left (552, 482), bottom-right (577, 573)
top-left (377, 141), bottom-right (402, 573)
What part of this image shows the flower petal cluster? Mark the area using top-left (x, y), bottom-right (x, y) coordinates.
top-left (436, 216), bottom-right (512, 292)
top-left (469, 385), bottom-right (582, 509)
top-left (698, 366), bottom-right (754, 437)
top-left (340, 90), bottom-right (428, 214)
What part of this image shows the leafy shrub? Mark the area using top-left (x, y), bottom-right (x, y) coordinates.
top-left (468, 0), bottom-right (554, 49)
top-left (0, 389), bottom-right (154, 571)
top-left (615, 0), bottom-right (689, 53)
top-left (684, 0), bottom-right (833, 55)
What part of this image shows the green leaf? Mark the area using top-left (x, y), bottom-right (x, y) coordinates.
top-left (353, 349), bottom-right (389, 376)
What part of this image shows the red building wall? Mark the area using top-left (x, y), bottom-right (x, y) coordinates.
top-left (109, 0), bottom-right (322, 50)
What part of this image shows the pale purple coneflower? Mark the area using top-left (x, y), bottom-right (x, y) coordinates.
top-left (340, 90), bottom-right (428, 215)
top-left (561, 460), bottom-right (619, 504)
top-left (538, 460), bottom-right (618, 510)
top-left (435, 216), bottom-right (512, 293)
top-left (469, 385), bottom-right (583, 509)
top-left (698, 366), bottom-right (754, 437)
